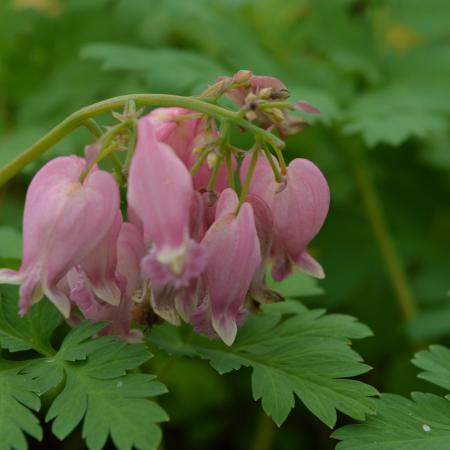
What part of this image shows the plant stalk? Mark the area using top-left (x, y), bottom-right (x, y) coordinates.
top-left (0, 94), bottom-right (283, 187)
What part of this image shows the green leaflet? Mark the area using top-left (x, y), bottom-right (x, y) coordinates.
top-left (148, 301), bottom-right (377, 427)
top-left (0, 285), bottom-right (168, 450)
top-left (0, 359), bottom-right (42, 450)
top-left (26, 322), bottom-right (168, 450)
top-left (333, 345), bottom-right (450, 449)
top-left (0, 285), bottom-right (60, 354)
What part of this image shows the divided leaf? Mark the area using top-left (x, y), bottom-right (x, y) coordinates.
top-left (149, 301), bottom-right (377, 427)
top-left (0, 359), bottom-right (42, 450)
top-left (27, 322), bottom-right (168, 450)
top-left (0, 285), bottom-right (60, 353)
top-left (334, 345), bottom-right (450, 449)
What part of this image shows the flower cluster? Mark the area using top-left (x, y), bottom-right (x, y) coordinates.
top-left (0, 72), bottom-right (329, 346)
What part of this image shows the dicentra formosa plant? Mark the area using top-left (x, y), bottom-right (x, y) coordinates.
top-left (0, 71), bottom-right (379, 450)
top-left (0, 70), bottom-right (329, 346)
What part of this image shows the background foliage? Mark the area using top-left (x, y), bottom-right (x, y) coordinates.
top-left (0, 0), bottom-right (449, 449)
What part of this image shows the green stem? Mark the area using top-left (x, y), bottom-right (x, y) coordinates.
top-left (0, 94), bottom-right (283, 187)
top-left (239, 147), bottom-right (259, 207)
top-left (346, 141), bottom-right (418, 321)
top-left (270, 142), bottom-right (287, 175)
top-left (225, 146), bottom-right (236, 190)
top-left (190, 147), bottom-right (210, 177)
top-left (108, 152), bottom-right (125, 185)
top-left (83, 118), bottom-right (103, 139)
top-left (124, 125), bottom-right (138, 171)
top-left (206, 154), bottom-right (223, 192)
top-left (262, 143), bottom-right (283, 183)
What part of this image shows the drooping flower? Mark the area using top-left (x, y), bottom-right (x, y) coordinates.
top-left (0, 156), bottom-right (120, 316)
top-left (68, 221), bottom-right (145, 340)
top-left (241, 153), bottom-right (330, 280)
top-left (127, 117), bottom-right (208, 289)
top-left (193, 189), bottom-right (261, 345)
top-left (78, 211), bottom-right (123, 305)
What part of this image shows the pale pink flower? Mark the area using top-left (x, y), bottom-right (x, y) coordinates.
top-left (195, 189), bottom-right (261, 345)
top-left (127, 118), bottom-right (208, 289)
top-left (0, 156), bottom-right (119, 317)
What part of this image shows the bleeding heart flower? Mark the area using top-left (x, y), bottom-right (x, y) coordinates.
top-left (194, 189), bottom-right (261, 345)
top-left (0, 156), bottom-right (120, 317)
top-left (127, 117), bottom-right (208, 289)
top-left (241, 153), bottom-right (330, 280)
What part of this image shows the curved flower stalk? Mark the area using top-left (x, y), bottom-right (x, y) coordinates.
top-left (0, 156), bottom-right (119, 316)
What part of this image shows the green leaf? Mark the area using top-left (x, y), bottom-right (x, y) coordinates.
top-left (333, 393), bottom-right (450, 449)
top-left (28, 322), bottom-right (168, 450)
top-left (0, 285), bottom-right (60, 353)
top-left (266, 267), bottom-right (325, 298)
top-left (412, 345), bottom-right (450, 393)
top-left (0, 227), bottom-right (22, 259)
top-left (344, 83), bottom-right (450, 146)
top-left (81, 43), bottom-right (226, 94)
top-left (0, 359), bottom-right (42, 450)
top-left (149, 301), bottom-right (376, 427)
top-left (334, 345), bottom-right (450, 449)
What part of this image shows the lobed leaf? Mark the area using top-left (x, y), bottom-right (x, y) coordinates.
top-left (149, 301), bottom-right (376, 427)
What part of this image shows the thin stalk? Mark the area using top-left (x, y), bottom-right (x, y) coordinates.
top-left (225, 147), bottom-right (236, 190)
top-left (262, 143), bottom-right (283, 183)
top-left (346, 141), bottom-right (418, 321)
top-left (83, 118), bottom-right (103, 138)
top-left (206, 155), bottom-right (223, 192)
top-left (80, 142), bottom-right (118, 183)
top-left (124, 125), bottom-right (138, 170)
top-left (269, 142), bottom-right (287, 175)
top-left (0, 94), bottom-right (283, 187)
top-left (108, 152), bottom-right (125, 185)
top-left (239, 147), bottom-right (259, 207)
top-left (190, 147), bottom-right (211, 177)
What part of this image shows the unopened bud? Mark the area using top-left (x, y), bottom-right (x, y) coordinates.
top-left (266, 108), bottom-right (285, 123)
top-left (232, 70), bottom-right (253, 85)
top-left (207, 152), bottom-right (218, 169)
top-left (259, 87), bottom-right (272, 99)
top-left (245, 110), bottom-right (258, 121)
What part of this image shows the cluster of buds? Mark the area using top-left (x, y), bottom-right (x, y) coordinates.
top-left (0, 72), bottom-right (329, 346)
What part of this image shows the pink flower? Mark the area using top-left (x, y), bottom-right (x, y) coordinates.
top-left (194, 189), bottom-right (261, 345)
top-left (145, 107), bottom-right (234, 192)
top-left (0, 156), bottom-right (120, 317)
top-left (241, 153), bottom-right (330, 280)
top-left (144, 107), bottom-right (200, 165)
top-left (127, 118), bottom-right (208, 289)
top-left (68, 221), bottom-right (145, 340)
top-left (78, 212), bottom-right (123, 306)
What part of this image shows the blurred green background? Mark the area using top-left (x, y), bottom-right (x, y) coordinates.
top-left (0, 0), bottom-right (449, 449)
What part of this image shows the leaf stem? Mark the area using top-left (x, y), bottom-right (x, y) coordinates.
top-left (346, 140), bottom-right (418, 321)
top-left (262, 143), bottom-right (283, 183)
top-left (0, 94), bottom-right (283, 187)
top-left (239, 147), bottom-right (259, 207)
